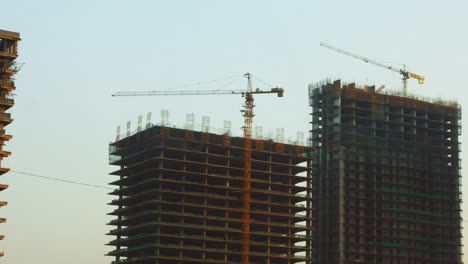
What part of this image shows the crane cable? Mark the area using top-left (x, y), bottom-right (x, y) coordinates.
top-left (252, 75), bottom-right (275, 88)
top-left (164, 74), bottom-right (242, 91)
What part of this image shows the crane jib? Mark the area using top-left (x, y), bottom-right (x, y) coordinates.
top-left (320, 42), bottom-right (425, 95)
top-left (112, 88), bottom-right (284, 97)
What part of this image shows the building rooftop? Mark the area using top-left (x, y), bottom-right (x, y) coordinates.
top-left (113, 117), bottom-right (309, 147)
top-left (0, 30), bottom-right (20, 40)
top-left (309, 79), bottom-right (459, 110)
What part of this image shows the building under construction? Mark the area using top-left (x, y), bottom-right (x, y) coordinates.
top-left (310, 80), bottom-right (462, 264)
top-left (107, 125), bottom-right (312, 263)
top-left (0, 29), bottom-right (20, 257)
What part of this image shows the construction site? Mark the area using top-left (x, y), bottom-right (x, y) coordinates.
top-left (104, 40), bottom-right (464, 263)
top-left (0, 25), bottom-right (463, 264)
top-left (0, 29), bottom-right (20, 257)
top-left (310, 80), bottom-right (462, 264)
top-left (107, 125), bottom-right (312, 263)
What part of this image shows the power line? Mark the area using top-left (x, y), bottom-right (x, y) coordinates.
top-left (10, 170), bottom-right (113, 190)
top-left (10, 171), bottom-right (468, 227)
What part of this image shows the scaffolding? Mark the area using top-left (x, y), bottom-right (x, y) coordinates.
top-left (309, 80), bottom-right (462, 264)
top-left (107, 125), bottom-right (313, 264)
top-left (0, 29), bottom-right (20, 257)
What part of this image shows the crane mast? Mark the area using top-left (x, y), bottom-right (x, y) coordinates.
top-left (112, 73), bottom-right (283, 264)
top-left (242, 73), bottom-right (254, 264)
top-left (320, 42), bottom-right (424, 96)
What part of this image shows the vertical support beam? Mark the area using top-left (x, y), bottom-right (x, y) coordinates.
top-left (306, 159), bottom-right (312, 264)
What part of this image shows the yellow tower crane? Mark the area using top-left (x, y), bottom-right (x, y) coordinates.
top-left (321, 42), bottom-right (424, 96)
top-left (112, 73), bottom-right (284, 264)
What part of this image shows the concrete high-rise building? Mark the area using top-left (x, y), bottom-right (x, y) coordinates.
top-left (309, 80), bottom-right (462, 264)
top-left (0, 29), bottom-right (20, 256)
top-left (107, 125), bottom-right (312, 263)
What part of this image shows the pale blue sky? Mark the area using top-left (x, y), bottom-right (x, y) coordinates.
top-left (1, 1), bottom-right (468, 263)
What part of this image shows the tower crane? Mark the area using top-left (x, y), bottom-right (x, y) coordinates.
top-left (112, 73), bottom-right (284, 264)
top-left (320, 42), bottom-right (424, 96)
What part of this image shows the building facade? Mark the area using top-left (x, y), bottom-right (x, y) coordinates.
top-left (309, 80), bottom-right (462, 264)
top-left (107, 125), bottom-right (312, 263)
top-left (0, 29), bottom-right (20, 256)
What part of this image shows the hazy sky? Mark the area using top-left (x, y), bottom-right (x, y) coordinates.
top-left (1, 1), bottom-right (468, 263)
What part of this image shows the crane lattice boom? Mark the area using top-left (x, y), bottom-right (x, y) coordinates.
top-left (320, 42), bottom-right (424, 96)
top-left (112, 88), bottom-right (283, 97)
